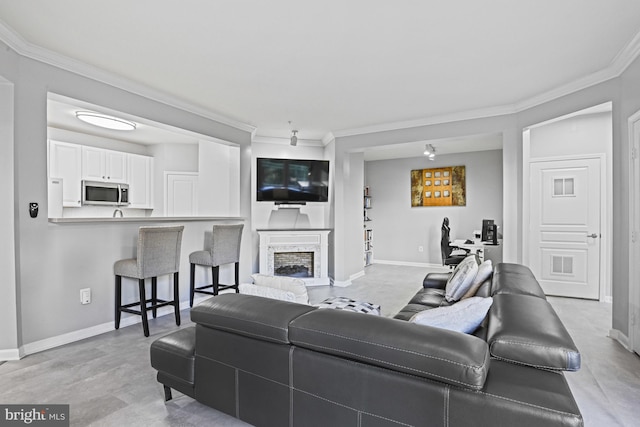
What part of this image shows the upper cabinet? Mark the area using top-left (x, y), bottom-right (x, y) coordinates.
top-left (49, 140), bottom-right (82, 207)
top-left (49, 140), bottom-right (154, 211)
top-left (81, 146), bottom-right (128, 182)
top-left (127, 153), bottom-right (154, 209)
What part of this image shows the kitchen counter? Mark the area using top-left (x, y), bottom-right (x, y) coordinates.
top-left (49, 216), bottom-right (245, 224)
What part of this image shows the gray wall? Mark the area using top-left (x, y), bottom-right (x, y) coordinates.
top-left (365, 150), bottom-right (503, 265)
top-left (0, 40), bottom-right (252, 352)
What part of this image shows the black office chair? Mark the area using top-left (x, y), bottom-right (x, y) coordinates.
top-left (440, 217), bottom-right (470, 268)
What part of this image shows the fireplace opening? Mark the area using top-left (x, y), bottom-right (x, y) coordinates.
top-left (274, 251), bottom-right (314, 278)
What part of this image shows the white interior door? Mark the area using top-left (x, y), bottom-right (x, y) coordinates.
top-left (166, 172), bottom-right (198, 216)
top-left (529, 158), bottom-right (601, 299)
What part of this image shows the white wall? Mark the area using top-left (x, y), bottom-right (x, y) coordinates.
top-left (0, 80), bottom-right (19, 357)
top-left (198, 140), bottom-right (240, 216)
top-left (366, 149), bottom-right (503, 265)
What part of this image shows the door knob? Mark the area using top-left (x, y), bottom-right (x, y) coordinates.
top-left (587, 233), bottom-right (599, 238)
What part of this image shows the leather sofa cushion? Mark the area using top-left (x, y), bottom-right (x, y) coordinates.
top-left (487, 294), bottom-right (581, 371)
top-left (422, 272), bottom-right (451, 288)
top-left (491, 263), bottom-right (547, 299)
top-left (191, 294), bottom-right (316, 344)
top-left (290, 308), bottom-right (490, 390)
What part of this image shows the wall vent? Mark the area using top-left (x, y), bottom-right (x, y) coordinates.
top-left (552, 255), bottom-right (574, 275)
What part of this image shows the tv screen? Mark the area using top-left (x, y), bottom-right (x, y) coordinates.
top-left (257, 158), bottom-right (330, 203)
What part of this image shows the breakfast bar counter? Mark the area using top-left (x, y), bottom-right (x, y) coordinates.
top-left (49, 216), bottom-right (244, 224)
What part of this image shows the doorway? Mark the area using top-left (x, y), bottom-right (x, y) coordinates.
top-left (523, 103), bottom-right (612, 301)
top-left (528, 157), bottom-right (602, 299)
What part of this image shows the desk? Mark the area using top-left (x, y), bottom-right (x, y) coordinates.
top-left (453, 240), bottom-right (503, 264)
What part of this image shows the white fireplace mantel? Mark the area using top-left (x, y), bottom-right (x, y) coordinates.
top-left (257, 229), bottom-right (331, 286)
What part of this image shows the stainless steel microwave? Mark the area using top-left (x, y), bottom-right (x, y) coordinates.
top-left (81, 180), bottom-right (130, 206)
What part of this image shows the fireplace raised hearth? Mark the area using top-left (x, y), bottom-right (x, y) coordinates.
top-left (258, 229), bottom-right (331, 286)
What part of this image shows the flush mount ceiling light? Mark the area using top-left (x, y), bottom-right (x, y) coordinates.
top-left (424, 144), bottom-right (436, 160)
top-left (75, 111), bottom-right (137, 131)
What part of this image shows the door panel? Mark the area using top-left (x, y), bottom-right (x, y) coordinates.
top-left (529, 158), bottom-right (600, 299)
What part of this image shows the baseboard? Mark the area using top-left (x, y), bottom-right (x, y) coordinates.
top-left (608, 328), bottom-right (631, 351)
top-left (603, 295), bottom-right (613, 303)
top-left (331, 278), bottom-right (352, 287)
top-left (21, 299), bottom-right (201, 358)
top-left (0, 348), bottom-right (22, 361)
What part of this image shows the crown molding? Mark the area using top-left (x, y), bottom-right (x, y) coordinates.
top-left (332, 104), bottom-right (516, 139)
top-left (252, 135), bottom-right (324, 147)
top-left (333, 27), bottom-right (640, 139)
top-left (2, 19), bottom-right (639, 141)
top-left (0, 20), bottom-right (256, 134)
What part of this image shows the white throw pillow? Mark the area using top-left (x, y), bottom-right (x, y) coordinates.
top-left (444, 256), bottom-right (478, 302)
top-left (251, 274), bottom-right (309, 304)
top-left (462, 260), bottom-right (493, 299)
top-left (410, 297), bottom-right (493, 334)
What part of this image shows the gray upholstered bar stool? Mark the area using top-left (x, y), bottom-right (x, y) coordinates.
top-left (189, 223), bottom-right (244, 307)
top-left (115, 225), bottom-right (184, 337)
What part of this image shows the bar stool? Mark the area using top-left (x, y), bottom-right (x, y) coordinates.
top-left (114, 225), bottom-right (184, 337)
top-left (189, 223), bottom-right (244, 306)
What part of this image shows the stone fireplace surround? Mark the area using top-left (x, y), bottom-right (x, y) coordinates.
top-left (258, 229), bottom-right (331, 286)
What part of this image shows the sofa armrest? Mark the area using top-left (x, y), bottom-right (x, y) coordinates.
top-left (290, 309), bottom-right (490, 390)
top-left (423, 272), bottom-right (451, 289)
top-left (487, 294), bottom-right (581, 371)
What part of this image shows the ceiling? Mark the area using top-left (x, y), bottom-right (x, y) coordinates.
top-left (1, 1), bottom-right (639, 151)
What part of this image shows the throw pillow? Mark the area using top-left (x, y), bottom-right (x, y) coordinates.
top-left (461, 260), bottom-right (493, 300)
top-left (410, 297), bottom-right (493, 334)
top-left (444, 256), bottom-right (478, 302)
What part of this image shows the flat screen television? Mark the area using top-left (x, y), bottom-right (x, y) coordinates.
top-left (256, 158), bottom-right (330, 203)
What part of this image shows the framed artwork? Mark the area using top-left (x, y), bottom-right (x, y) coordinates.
top-left (410, 165), bottom-right (466, 207)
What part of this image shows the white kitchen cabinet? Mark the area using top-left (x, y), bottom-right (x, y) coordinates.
top-left (127, 153), bottom-right (154, 209)
top-left (82, 146), bottom-right (128, 182)
top-left (49, 140), bottom-right (82, 207)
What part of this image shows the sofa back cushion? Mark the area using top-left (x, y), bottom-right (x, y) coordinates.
top-left (486, 294), bottom-right (581, 371)
top-left (290, 308), bottom-right (490, 390)
top-left (191, 294), bottom-right (316, 344)
top-left (491, 263), bottom-right (547, 299)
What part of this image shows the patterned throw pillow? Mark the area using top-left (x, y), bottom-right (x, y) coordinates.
top-left (445, 256), bottom-right (479, 302)
top-left (462, 260), bottom-right (493, 299)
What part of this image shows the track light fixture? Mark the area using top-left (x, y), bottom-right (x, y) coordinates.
top-left (424, 144), bottom-right (436, 160)
top-left (290, 129), bottom-right (298, 146)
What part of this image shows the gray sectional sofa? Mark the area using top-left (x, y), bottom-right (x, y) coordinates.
top-left (150, 263), bottom-right (583, 427)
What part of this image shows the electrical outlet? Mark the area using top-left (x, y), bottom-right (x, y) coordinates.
top-left (80, 288), bottom-right (91, 305)
top-left (418, 246), bottom-right (424, 252)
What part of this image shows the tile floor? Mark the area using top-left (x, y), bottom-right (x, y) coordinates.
top-left (1, 264), bottom-right (639, 426)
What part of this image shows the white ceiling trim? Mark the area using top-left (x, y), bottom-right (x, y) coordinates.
top-left (0, 20), bottom-right (256, 135)
top-left (252, 135), bottom-right (325, 147)
top-left (1, 19), bottom-right (639, 142)
top-left (332, 28), bottom-right (640, 139)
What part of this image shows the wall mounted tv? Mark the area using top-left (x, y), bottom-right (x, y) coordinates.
top-left (256, 158), bottom-right (330, 204)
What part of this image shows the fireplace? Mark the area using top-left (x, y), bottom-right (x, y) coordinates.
top-left (274, 251), bottom-right (314, 277)
top-left (258, 229), bottom-right (331, 286)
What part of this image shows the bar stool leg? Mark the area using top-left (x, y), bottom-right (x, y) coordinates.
top-left (212, 266), bottom-right (220, 295)
top-left (115, 275), bottom-right (122, 329)
top-left (151, 276), bottom-right (158, 319)
top-left (189, 263), bottom-right (196, 307)
top-left (139, 278), bottom-right (150, 337)
top-left (173, 272), bottom-right (181, 326)
top-left (234, 262), bottom-right (240, 293)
